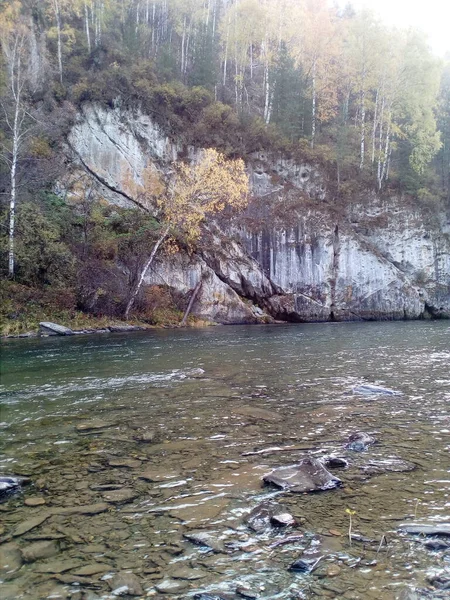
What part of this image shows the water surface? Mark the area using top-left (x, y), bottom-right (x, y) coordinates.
top-left (1, 322), bottom-right (449, 599)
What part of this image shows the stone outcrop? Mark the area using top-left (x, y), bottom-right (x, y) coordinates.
top-left (67, 104), bottom-right (450, 323)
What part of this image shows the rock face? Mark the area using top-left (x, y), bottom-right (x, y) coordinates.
top-left (68, 104), bottom-right (450, 323)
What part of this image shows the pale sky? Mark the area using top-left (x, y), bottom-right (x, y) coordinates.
top-left (337, 0), bottom-right (450, 57)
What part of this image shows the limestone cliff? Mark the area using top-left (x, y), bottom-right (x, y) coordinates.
top-left (67, 104), bottom-right (450, 323)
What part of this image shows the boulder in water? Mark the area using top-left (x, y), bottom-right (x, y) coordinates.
top-left (360, 458), bottom-right (416, 475)
top-left (353, 384), bottom-right (401, 396)
top-left (263, 457), bottom-right (341, 493)
top-left (39, 322), bottom-right (74, 336)
top-left (345, 432), bottom-right (375, 452)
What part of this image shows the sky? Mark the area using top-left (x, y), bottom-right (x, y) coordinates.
top-left (336, 0), bottom-right (450, 57)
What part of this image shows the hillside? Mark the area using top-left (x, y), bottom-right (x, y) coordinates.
top-left (1, 0), bottom-right (449, 333)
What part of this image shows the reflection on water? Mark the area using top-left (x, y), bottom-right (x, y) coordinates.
top-left (0, 322), bottom-right (450, 599)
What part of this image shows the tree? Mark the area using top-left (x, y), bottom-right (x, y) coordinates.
top-left (0, 5), bottom-right (35, 278)
top-left (124, 148), bottom-right (248, 319)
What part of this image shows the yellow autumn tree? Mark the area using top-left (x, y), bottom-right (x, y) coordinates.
top-left (124, 148), bottom-right (249, 319)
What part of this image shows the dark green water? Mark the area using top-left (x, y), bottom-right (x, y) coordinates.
top-left (1, 322), bottom-right (450, 599)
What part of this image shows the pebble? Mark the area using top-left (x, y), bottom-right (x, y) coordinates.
top-left (24, 496), bottom-right (46, 506)
top-left (326, 564), bottom-right (341, 577)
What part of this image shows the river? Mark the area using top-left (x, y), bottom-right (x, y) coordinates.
top-left (1, 322), bottom-right (449, 599)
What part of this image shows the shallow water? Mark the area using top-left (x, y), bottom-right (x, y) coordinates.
top-left (1, 322), bottom-right (450, 599)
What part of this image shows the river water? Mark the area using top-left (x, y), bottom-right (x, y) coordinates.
top-left (1, 322), bottom-right (449, 600)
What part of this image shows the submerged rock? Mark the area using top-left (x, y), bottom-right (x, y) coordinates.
top-left (102, 487), bottom-right (138, 504)
top-left (263, 457), bottom-right (341, 493)
top-left (399, 523), bottom-right (450, 536)
top-left (353, 384), bottom-right (401, 396)
top-left (323, 456), bottom-right (349, 469)
top-left (360, 458), bottom-right (416, 475)
top-left (345, 432), bottom-right (376, 452)
top-left (0, 543), bottom-right (23, 574)
top-left (245, 503), bottom-right (272, 532)
top-left (193, 595), bottom-right (229, 600)
top-left (170, 566), bottom-right (207, 580)
top-left (289, 558), bottom-right (319, 573)
top-left (21, 540), bottom-right (59, 562)
top-left (155, 579), bottom-right (189, 594)
top-left (183, 531), bottom-right (227, 553)
top-left (107, 572), bottom-right (144, 596)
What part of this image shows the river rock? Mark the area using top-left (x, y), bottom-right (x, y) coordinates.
top-left (427, 573), bottom-right (450, 590)
top-left (72, 563), bottom-right (112, 576)
top-left (237, 585), bottom-right (259, 599)
top-left (155, 579), bottom-right (189, 593)
top-left (361, 458), bottom-right (416, 475)
top-left (39, 322), bottom-right (74, 336)
top-left (183, 531), bottom-right (227, 553)
top-left (271, 512), bottom-right (296, 527)
top-left (34, 559), bottom-right (83, 573)
top-left (289, 558), bottom-right (318, 573)
top-left (345, 432), bottom-right (376, 452)
top-left (21, 540), bottom-right (59, 562)
top-left (0, 543), bottom-right (23, 574)
top-left (76, 420), bottom-right (115, 431)
top-left (108, 458), bottom-right (142, 469)
top-left (102, 488), bottom-right (138, 503)
top-left (138, 469), bottom-right (179, 482)
top-left (194, 595), bottom-right (229, 600)
top-left (134, 430), bottom-right (157, 443)
top-left (399, 523), bottom-right (450, 536)
top-left (263, 457), bottom-right (341, 493)
top-left (108, 325), bottom-right (143, 332)
top-left (424, 539), bottom-right (450, 550)
top-left (50, 503), bottom-right (110, 515)
top-left (24, 496), bottom-right (46, 506)
top-left (170, 566), bottom-right (207, 580)
top-left (245, 503), bottom-right (273, 532)
top-left (0, 476), bottom-right (22, 501)
top-left (12, 513), bottom-right (50, 537)
top-left (107, 572), bottom-right (144, 596)
top-left (324, 456), bottom-right (349, 469)
top-left (353, 384), bottom-right (401, 396)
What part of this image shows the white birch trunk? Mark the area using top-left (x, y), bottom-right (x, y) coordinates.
top-left (84, 3), bottom-right (91, 52)
top-left (124, 225), bottom-right (170, 319)
top-left (359, 87), bottom-right (366, 169)
top-left (52, 0), bottom-right (63, 83)
top-left (371, 87), bottom-right (379, 164)
top-left (311, 60), bottom-right (316, 148)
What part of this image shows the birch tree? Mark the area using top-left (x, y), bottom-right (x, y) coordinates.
top-left (124, 149), bottom-right (248, 318)
top-left (0, 8), bottom-right (35, 278)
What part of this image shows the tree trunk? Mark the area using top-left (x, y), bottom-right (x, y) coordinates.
top-left (124, 225), bottom-right (170, 320)
top-left (84, 3), bottom-right (91, 52)
top-left (180, 278), bottom-right (203, 326)
top-left (52, 0), bottom-right (63, 83)
top-left (311, 60), bottom-right (316, 148)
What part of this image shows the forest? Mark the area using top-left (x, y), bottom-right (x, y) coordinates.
top-left (1, 0), bottom-right (450, 332)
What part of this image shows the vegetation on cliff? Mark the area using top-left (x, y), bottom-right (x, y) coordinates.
top-left (0, 0), bottom-right (449, 332)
